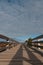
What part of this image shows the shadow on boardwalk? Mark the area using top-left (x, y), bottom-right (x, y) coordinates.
top-left (9, 45), bottom-right (43, 65)
top-left (9, 45), bottom-right (23, 65)
top-left (31, 47), bottom-right (43, 56)
top-left (24, 45), bottom-right (43, 65)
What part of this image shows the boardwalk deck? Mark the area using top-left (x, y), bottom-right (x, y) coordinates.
top-left (0, 44), bottom-right (43, 65)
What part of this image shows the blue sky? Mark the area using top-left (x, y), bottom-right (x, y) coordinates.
top-left (14, 34), bottom-right (41, 42)
top-left (0, 0), bottom-right (43, 42)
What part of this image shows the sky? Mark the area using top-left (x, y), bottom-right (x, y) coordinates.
top-left (0, 0), bottom-right (43, 42)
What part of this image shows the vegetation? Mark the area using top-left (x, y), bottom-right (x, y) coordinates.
top-left (27, 38), bottom-right (32, 47)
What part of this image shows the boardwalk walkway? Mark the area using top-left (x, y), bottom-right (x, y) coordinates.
top-left (0, 44), bottom-right (43, 65)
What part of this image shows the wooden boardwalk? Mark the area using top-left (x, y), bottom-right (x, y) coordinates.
top-left (0, 44), bottom-right (43, 65)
